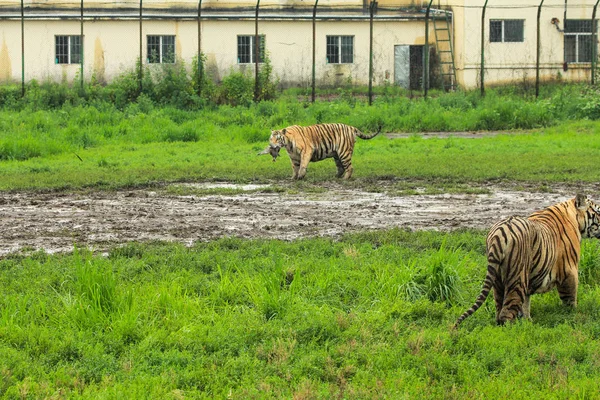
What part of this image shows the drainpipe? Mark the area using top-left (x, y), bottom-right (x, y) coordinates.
top-left (198, 0), bottom-right (203, 97)
top-left (592, 0), bottom-right (599, 84)
top-left (139, 0), bottom-right (143, 93)
top-left (368, 0), bottom-right (376, 106)
top-left (480, 0), bottom-right (489, 96)
top-left (424, 0), bottom-right (434, 98)
top-left (254, 0), bottom-right (260, 102)
top-left (21, 0), bottom-right (24, 97)
top-left (535, 0), bottom-right (545, 98)
top-left (80, 0), bottom-right (84, 90)
top-left (311, 0), bottom-right (318, 103)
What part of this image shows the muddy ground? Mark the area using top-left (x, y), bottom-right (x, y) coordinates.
top-left (2, 181), bottom-right (599, 256)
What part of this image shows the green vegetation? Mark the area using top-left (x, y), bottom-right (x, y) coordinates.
top-left (2, 82), bottom-right (600, 397)
top-left (2, 230), bottom-right (600, 398)
top-left (1, 81), bottom-right (600, 191)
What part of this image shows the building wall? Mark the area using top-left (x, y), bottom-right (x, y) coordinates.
top-left (0, 0), bottom-right (597, 89)
top-left (458, 0), bottom-right (598, 89)
top-left (0, 17), bottom-right (434, 87)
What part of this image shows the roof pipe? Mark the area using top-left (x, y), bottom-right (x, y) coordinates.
top-left (254, 0), bottom-right (260, 102)
top-left (535, 0), bottom-right (545, 98)
top-left (592, 0), bottom-right (599, 85)
top-left (424, 0), bottom-right (434, 98)
top-left (311, 0), bottom-right (318, 103)
top-left (480, 0), bottom-right (489, 96)
top-left (3, 13), bottom-right (435, 22)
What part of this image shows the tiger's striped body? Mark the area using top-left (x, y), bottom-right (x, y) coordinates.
top-left (259, 123), bottom-right (380, 180)
top-left (454, 194), bottom-right (600, 328)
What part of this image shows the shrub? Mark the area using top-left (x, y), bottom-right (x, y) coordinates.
top-left (191, 53), bottom-right (217, 103)
top-left (218, 70), bottom-right (254, 107)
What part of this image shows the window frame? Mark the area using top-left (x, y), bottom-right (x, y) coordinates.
top-left (237, 35), bottom-right (265, 64)
top-left (147, 35), bottom-right (176, 64)
top-left (564, 19), bottom-right (597, 64)
top-left (55, 35), bottom-right (82, 65)
top-left (326, 35), bottom-right (354, 64)
top-left (489, 19), bottom-right (525, 43)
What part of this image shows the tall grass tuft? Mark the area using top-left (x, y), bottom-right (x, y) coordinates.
top-left (579, 239), bottom-right (600, 286)
top-left (409, 242), bottom-right (464, 305)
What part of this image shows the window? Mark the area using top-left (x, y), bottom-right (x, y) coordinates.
top-left (237, 35), bottom-right (265, 64)
top-left (55, 35), bottom-right (82, 64)
top-left (147, 35), bottom-right (175, 64)
top-left (565, 19), bottom-right (596, 63)
top-left (490, 20), bottom-right (524, 43)
top-left (326, 36), bottom-right (354, 64)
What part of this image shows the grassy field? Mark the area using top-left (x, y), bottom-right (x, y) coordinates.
top-left (2, 231), bottom-right (600, 398)
top-left (3, 84), bottom-right (600, 398)
top-left (1, 85), bottom-right (600, 191)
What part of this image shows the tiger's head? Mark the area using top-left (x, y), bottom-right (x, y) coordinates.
top-left (258, 129), bottom-right (287, 162)
top-left (575, 194), bottom-right (600, 239)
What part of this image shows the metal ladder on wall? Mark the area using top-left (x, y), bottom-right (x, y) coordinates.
top-left (432, 10), bottom-right (457, 91)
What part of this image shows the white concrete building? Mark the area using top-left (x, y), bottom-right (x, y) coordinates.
top-left (0, 0), bottom-right (597, 90)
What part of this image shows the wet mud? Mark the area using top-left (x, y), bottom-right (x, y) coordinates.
top-left (1, 181), bottom-right (598, 256)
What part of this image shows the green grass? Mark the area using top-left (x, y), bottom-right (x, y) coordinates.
top-left (2, 230), bottom-right (600, 398)
top-left (1, 84), bottom-right (600, 191)
top-left (1, 119), bottom-right (600, 192)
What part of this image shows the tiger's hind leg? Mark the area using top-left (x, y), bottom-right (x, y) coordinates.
top-left (557, 273), bottom-right (578, 307)
top-left (497, 283), bottom-right (526, 325)
top-left (333, 154), bottom-right (345, 178)
top-left (493, 284), bottom-right (504, 324)
top-left (337, 153), bottom-right (354, 180)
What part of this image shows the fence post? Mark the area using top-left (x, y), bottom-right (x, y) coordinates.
top-left (80, 0), bottom-right (84, 90)
top-left (254, 0), bottom-right (261, 102)
top-left (368, 0), bottom-right (376, 106)
top-left (480, 0), bottom-right (489, 96)
top-left (535, 0), bottom-right (545, 98)
top-left (592, 0), bottom-right (599, 85)
top-left (198, 0), bottom-right (203, 97)
top-left (21, 0), bottom-right (24, 97)
top-left (139, 0), bottom-right (143, 93)
top-left (312, 0), bottom-right (319, 103)
top-left (424, 0), bottom-right (434, 98)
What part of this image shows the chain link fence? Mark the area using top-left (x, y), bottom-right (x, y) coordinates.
top-left (0, 0), bottom-right (598, 101)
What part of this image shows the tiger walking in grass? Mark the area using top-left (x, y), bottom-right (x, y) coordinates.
top-left (259, 123), bottom-right (381, 180)
top-left (454, 194), bottom-right (600, 328)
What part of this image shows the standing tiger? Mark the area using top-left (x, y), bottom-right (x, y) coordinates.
top-left (454, 194), bottom-right (600, 328)
top-left (258, 123), bottom-right (381, 180)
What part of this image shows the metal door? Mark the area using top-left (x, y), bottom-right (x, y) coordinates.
top-left (394, 45), bottom-right (410, 88)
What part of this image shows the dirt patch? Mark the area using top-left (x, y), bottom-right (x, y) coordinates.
top-left (1, 181), bottom-right (599, 256)
top-left (384, 130), bottom-right (524, 139)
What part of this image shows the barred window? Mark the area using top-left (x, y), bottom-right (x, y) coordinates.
top-left (55, 35), bottom-right (82, 64)
top-left (326, 36), bottom-right (354, 64)
top-left (147, 35), bottom-right (176, 64)
top-left (565, 19), bottom-right (597, 63)
top-left (490, 20), bottom-right (524, 43)
top-left (237, 35), bottom-right (265, 64)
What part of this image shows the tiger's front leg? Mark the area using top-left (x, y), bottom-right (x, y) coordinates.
top-left (289, 154), bottom-right (301, 180)
top-left (296, 153), bottom-right (311, 180)
top-left (334, 155), bottom-right (345, 178)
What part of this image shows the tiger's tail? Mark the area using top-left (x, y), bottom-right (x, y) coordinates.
top-left (453, 268), bottom-right (494, 329)
top-left (355, 123), bottom-right (382, 140)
